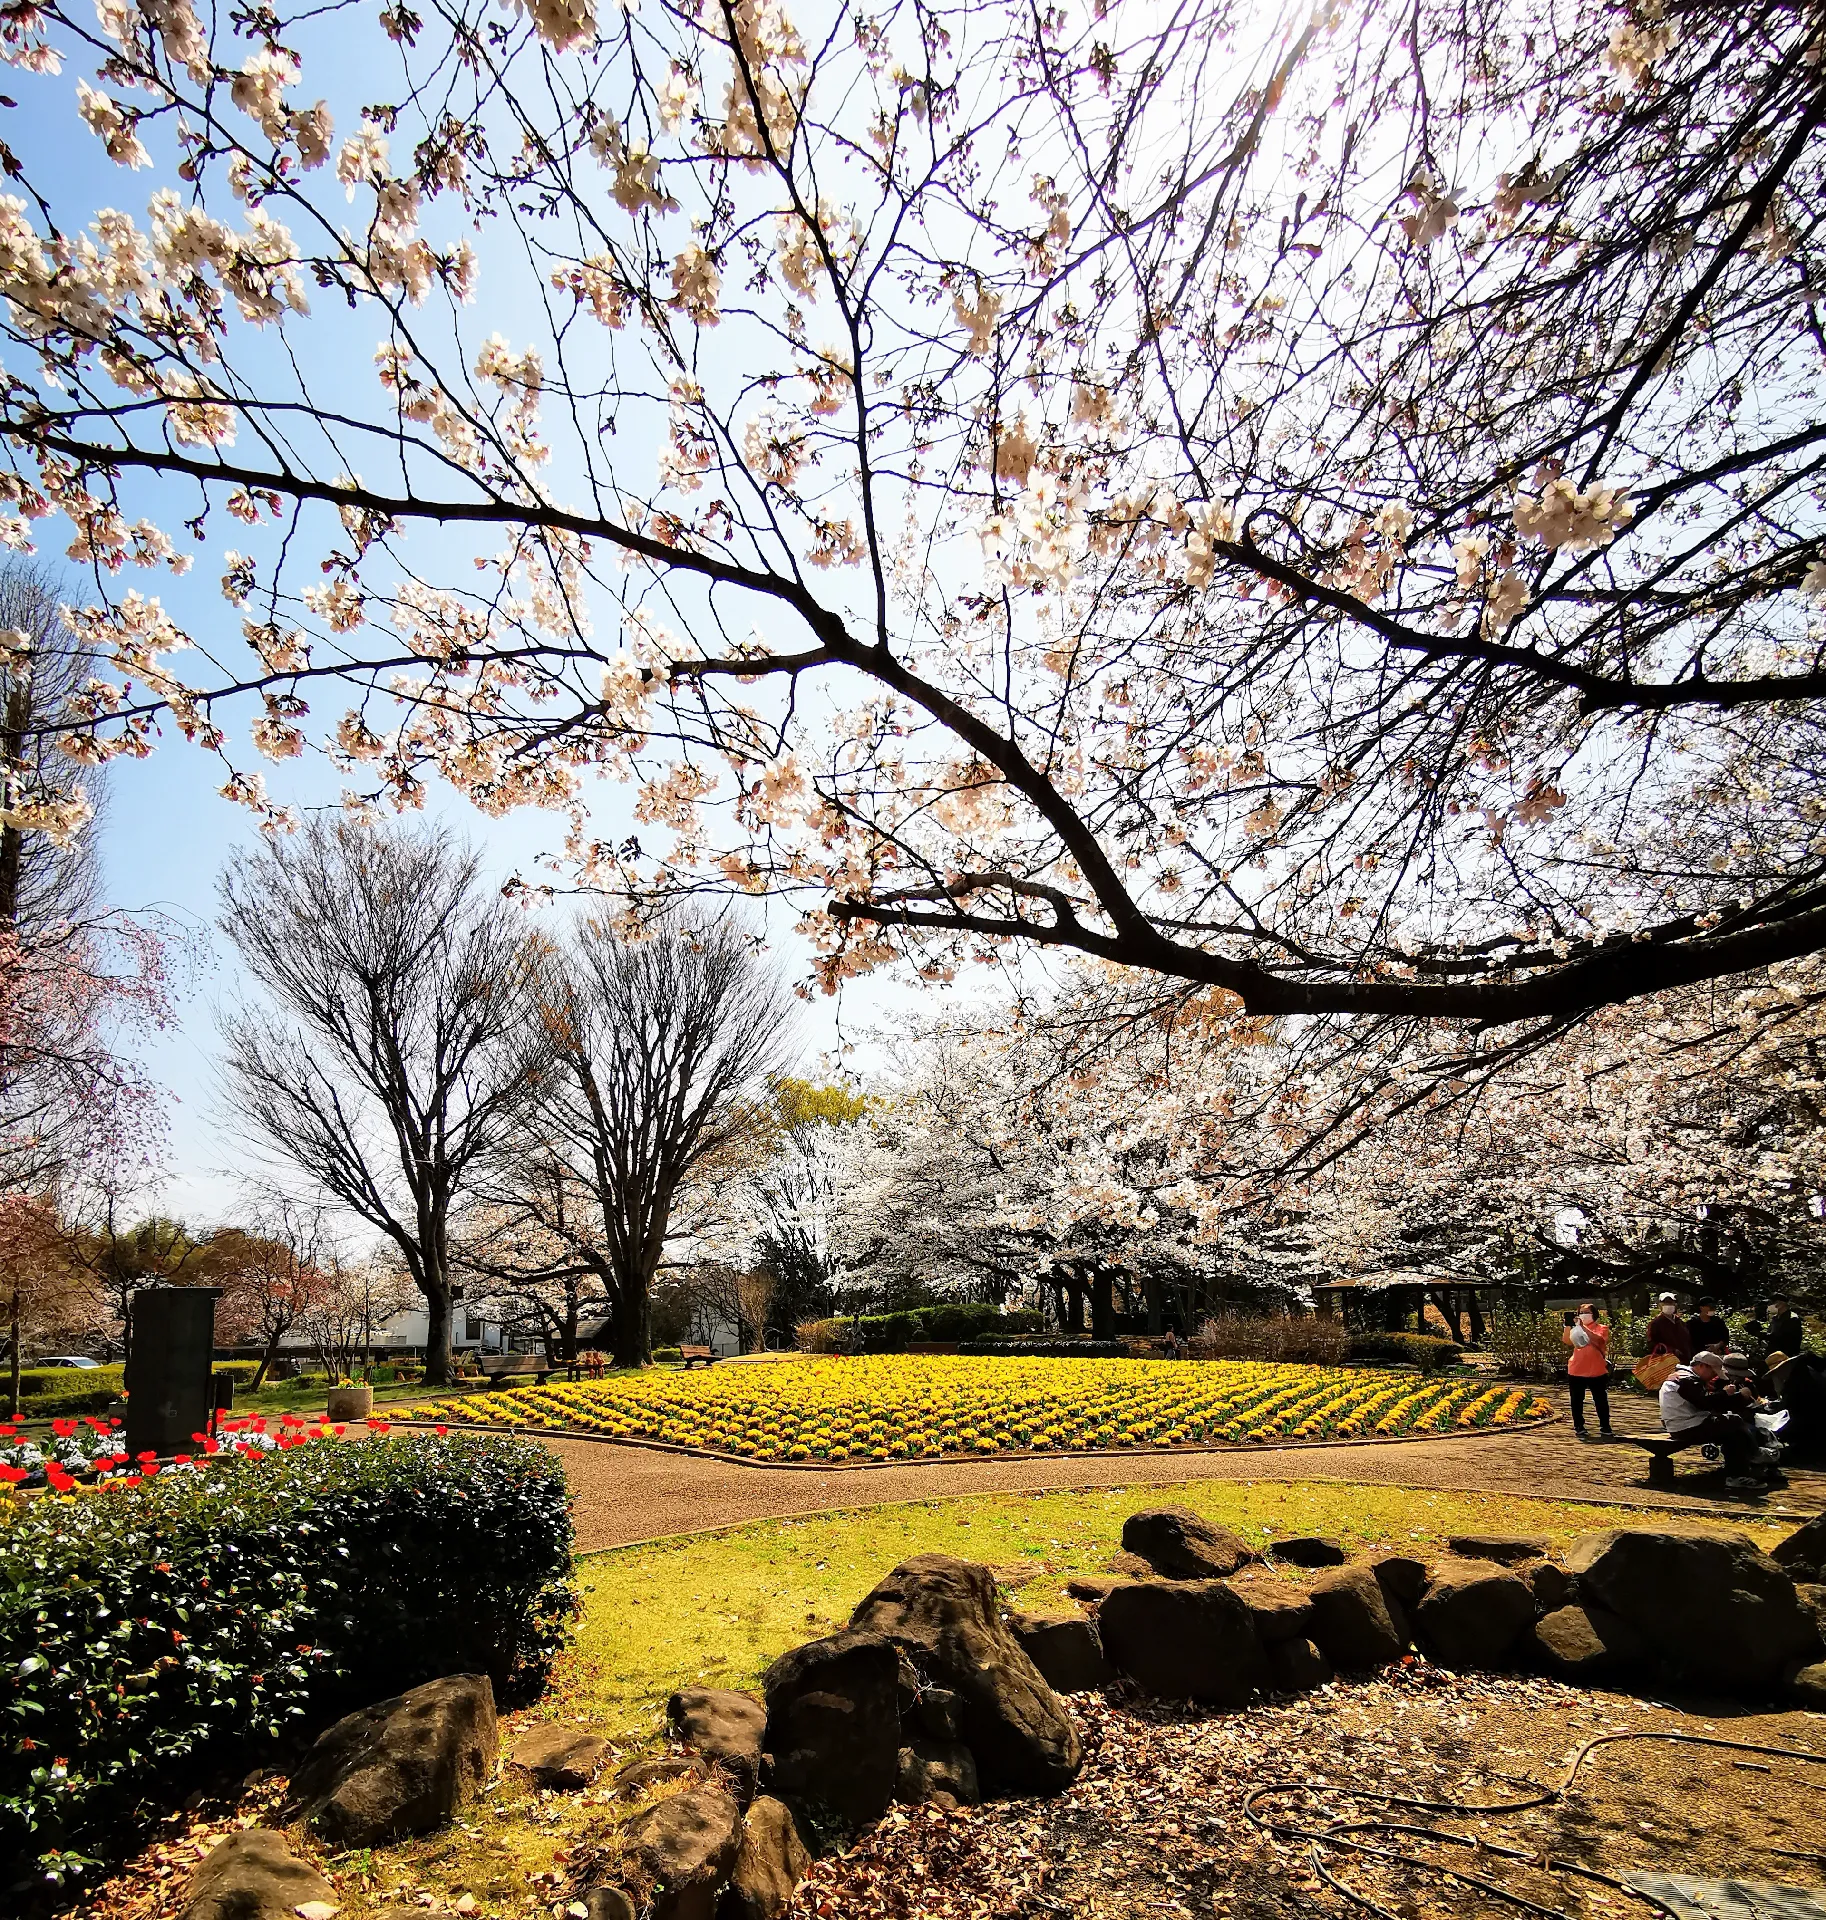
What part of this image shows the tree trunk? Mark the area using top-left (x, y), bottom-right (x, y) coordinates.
top-left (250, 1332), bottom-right (280, 1391)
top-left (1065, 1275), bottom-right (1085, 1336)
top-left (612, 1269), bottom-right (649, 1369)
top-left (1090, 1268), bottom-right (1115, 1342)
top-left (423, 1281), bottom-right (454, 1386)
top-left (1145, 1273), bottom-right (1163, 1335)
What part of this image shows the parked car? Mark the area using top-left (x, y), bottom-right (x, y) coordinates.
top-left (31, 1355), bottom-right (102, 1369)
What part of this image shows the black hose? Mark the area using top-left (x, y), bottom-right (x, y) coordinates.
top-left (1241, 1727), bottom-right (1826, 1917)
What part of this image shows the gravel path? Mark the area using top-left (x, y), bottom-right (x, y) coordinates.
top-left (540, 1380), bottom-right (1824, 1552)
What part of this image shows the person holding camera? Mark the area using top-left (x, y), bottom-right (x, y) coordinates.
top-left (1563, 1301), bottom-right (1615, 1441)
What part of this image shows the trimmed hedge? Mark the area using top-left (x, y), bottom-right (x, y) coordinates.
top-left (957, 1337), bottom-right (1131, 1358)
top-left (8, 1362), bottom-right (258, 1420)
top-left (801, 1306), bottom-right (1046, 1353)
top-left (1345, 1332), bottom-right (1464, 1373)
top-left (652, 1346), bottom-right (683, 1365)
top-left (0, 1429), bottom-right (574, 1880)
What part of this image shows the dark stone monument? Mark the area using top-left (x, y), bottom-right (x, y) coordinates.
top-left (125, 1287), bottom-right (220, 1459)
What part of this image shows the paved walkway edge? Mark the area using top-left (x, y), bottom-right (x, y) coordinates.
top-left (394, 1409), bottom-right (1559, 1469)
top-left (578, 1474), bottom-right (1817, 1555)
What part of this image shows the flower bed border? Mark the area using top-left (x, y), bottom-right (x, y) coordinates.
top-left (392, 1406), bottom-right (1558, 1470)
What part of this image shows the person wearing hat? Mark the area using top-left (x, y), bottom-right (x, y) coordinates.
top-left (1645, 1291), bottom-right (1692, 1362)
top-left (1658, 1350), bottom-right (1764, 1487)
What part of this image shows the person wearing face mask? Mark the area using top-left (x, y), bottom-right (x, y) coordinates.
top-left (1562, 1300), bottom-right (1614, 1442)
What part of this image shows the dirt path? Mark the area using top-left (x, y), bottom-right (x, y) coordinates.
top-left (539, 1381), bottom-right (1824, 1552)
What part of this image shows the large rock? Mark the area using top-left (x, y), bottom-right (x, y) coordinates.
top-left (1225, 1570), bottom-right (1315, 1644)
top-left (623, 1783), bottom-right (743, 1920)
top-left (584, 1892), bottom-right (636, 1920)
top-left (1363, 1552), bottom-right (1429, 1612)
top-left (1790, 1660), bottom-right (1826, 1710)
top-left (1564, 1529), bottom-right (1818, 1691)
top-left (721, 1796), bottom-right (811, 1920)
top-left (182, 1830), bottom-right (335, 1920)
top-left (1097, 1578), bottom-right (1268, 1707)
top-left (895, 1738), bottom-right (980, 1806)
top-left (1771, 1515), bottom-right (1826, 1579)
top-left (760, 1630), bottom-right (901, 1836)
top-left (1121, 1508), bottom-right (1257, 1579)
top-left (1529, 1562), bottom-right (1573, 1614)
top-left (512, 1723), bottom-right (609, 1791)
top-left (1796, 1583), bottom-right (1826, 1650)
top-left (1065, 1574), bottom-right (1126, 1603)
top-left (1267, 1636), bottom-right (1333, 1694)
top-left (292, 1673), bottom-right (497, 1848)
top-left (670, 1688), bottom-right (767, 1806)
top-left (1006, 1612), bottom-right (1115, 1692)
top-left (1267, 1535), bottom-right (1347, 1568)
top-left (1446, 1534), bottom-right (1553, 1566)
top-left (1306, 1565), bottom-right (1405, 1671)
top-left (850, 1556), bottom-right (1081, 1795)
top-left (1415, 1561), bottom-right (1536, 1670)
top-left (1530, 1604), bottom-right (1648, 1683)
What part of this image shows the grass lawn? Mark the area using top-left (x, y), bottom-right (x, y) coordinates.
top-left (75, 1475), bottom-right (1800, 1920)
top-left (541, 1475), bottom-right (1791, 1743)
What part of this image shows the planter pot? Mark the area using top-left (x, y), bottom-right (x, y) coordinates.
top-left (326, 1385), bottom-right (374, 1422)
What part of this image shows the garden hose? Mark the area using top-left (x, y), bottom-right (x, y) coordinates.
top-left (1242, 1728), bottom-right (1826, 1918)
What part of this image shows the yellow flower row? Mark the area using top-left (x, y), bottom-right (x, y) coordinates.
top-left (410, 1357), bottom-right (1550, 1463)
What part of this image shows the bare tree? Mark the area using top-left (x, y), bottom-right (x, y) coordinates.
top-left (517, 911), bottom-right (794, 1367)
top-left (218, 820), bottom-right (553, 1385)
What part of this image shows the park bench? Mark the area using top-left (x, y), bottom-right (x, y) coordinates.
top-left (680, 1345), bottom-right (717, 1368)
top-left (1629, 1431), bottom-right (1716, 1489)
top-left (477, 1353), bottom-right (556, 1385)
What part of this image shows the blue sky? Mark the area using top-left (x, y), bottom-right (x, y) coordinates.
top-left (13, 1), bottom-right (1013, 1227)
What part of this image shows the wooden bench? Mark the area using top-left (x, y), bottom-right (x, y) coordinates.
top-left (477, 1353), bottom-right (555, 1385)
top-left (1630, 1431), bottom-right (1715, 1489)
top-left (680, 1345), bottom-right (716, 1369)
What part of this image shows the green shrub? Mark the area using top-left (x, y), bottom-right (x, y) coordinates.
top-left (9, 1362), bottom-right (257, 1420)
top-left (651, 1346), bottom-right (683, 1365)
top-left (795, 1306), bottom-right (1044, 1353)
top-left (957, 1337), bottom-right (1130, 1358)
top-left (1344, 1332), bottom-right (1464, 1372)
top-left (0, 1429), bottom-right (574, 1880)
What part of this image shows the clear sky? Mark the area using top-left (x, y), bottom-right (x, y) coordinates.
top-left (17, 0), bottom-right (1023, 1231)
top-left (95, 724), bottom-right (913, 1228)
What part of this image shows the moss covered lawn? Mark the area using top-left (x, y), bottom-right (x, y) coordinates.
top-left (544, 1474), bottom-right (1786, 1741)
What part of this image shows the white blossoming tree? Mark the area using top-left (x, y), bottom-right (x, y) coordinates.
top-left (0, 0), bottom-right (1821, 1029)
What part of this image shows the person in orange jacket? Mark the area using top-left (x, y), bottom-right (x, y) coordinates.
top-left (1563, 1300), bottom-right (1614, 1441)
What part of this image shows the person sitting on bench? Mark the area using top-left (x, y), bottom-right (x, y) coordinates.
top-left (1658, 1350), bottom-right (1763, 1488)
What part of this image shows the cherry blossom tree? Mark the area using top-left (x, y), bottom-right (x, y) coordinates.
top-left (0, 0), bottom-right (1819, 1034)
top-left (204, 1200), bottom-right (333, 1386)
top-left (0, 562), bottom-right (169, 1197)
top-left (0, 1191), bottom-right (89, 1414)
top-left (740, 1075), bottom-right (870, 1325)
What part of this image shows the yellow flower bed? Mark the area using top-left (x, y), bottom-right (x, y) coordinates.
top-left (409, 1357), bottom-right (1549, 1463)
